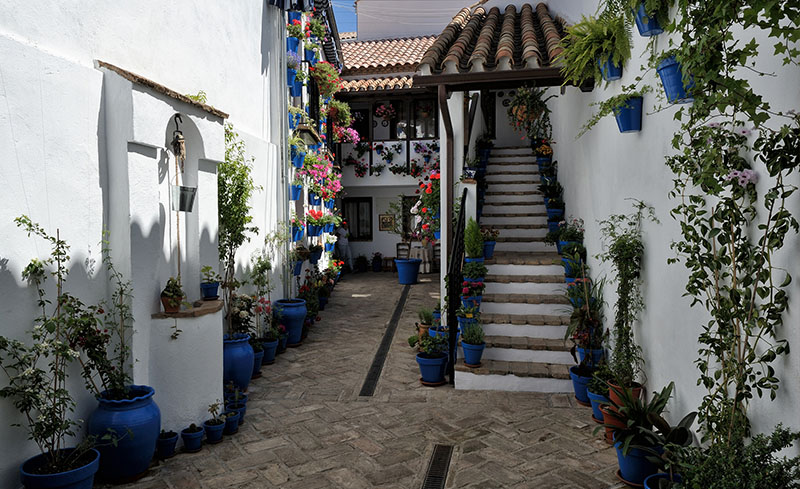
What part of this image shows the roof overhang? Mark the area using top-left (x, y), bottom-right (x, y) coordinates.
top-left (413, 67), bottom-right (567, 92)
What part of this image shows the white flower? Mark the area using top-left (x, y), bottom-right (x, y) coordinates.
top-left (239, 311), bottom-right (249, 319)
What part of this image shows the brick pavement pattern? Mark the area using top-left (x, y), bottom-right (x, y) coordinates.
top-left (108, 274), bottom-right (622, 489)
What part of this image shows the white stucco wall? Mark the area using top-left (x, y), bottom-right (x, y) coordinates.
top-left (547, 26), bottom-right (800, 441)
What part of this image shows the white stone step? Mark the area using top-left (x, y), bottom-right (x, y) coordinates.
top-left (484, 282), bottom-right (565, 295)
top-left (487, 163), bottom-right (538, 172)
top-left (497, 228), bottom-right (547, 239)
top-left (481, 215), bottom-right (547, 225)
top-left (489, 147), bottom-right (531, 155)
top-left (485, 194), bottom-right (543, 204)
top-left (485, 173), bottom-right (541, 183)
top-left (494, 241), bottom-right (553, 253)
top-left (486, 183), bottom-right (538, 192)
top-left (487, 264), bottom-right (563, 275)
top-left (481, 301), bottom-right (566, 316)
top-left (482, 204), bottom-right (546, 214)
top-left (455, 371), bottom-right (572, 392)
top-left (483, 323), bottom-right (568, 339)
top-left (482, 347), bottom-right (574, 364)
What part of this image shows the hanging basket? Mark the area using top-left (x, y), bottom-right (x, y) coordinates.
top-left (170, 185), bottom-right (197, 212)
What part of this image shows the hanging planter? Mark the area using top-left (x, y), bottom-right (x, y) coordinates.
top-left (289, 184), bottom-right (302, 201)
top-left (288, 11), bottom-right (302, 23)
top-left (324, 199), bottom-right (335, 210)
top-left (308, 192), bottom-right (322, 206)
top-left (290, 79), bottom-right (303, 97)
top-left (657, 56), bottom-right (695, 104)
top-left (597, 55), bottom-right (623, 81)
top-left (614, 96), bottom-right (643, 133)
top-left (307, 225), bottom-right (322, 237)
top-left (170, 185), bottom-right (197, 212)
top-left (287, 68), bottom-right (297, 87)
top-left (291, 225), bottom-right (304, 242)
top-left (286, 36), bottom-right (300, 54)
top-left (309, 248), bottom-right (323, 264)
top-left (633, 3), bottom-right (663, 36)
top-left (291, 148), bottom-right (305, 168)
top-left (288, 111), bottom-right (302, 129)
top-left (324, 242), bottom-right (335, 252)
top-left (292, 259), bottom-right (304, 276)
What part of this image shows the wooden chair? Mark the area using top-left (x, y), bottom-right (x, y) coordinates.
top-left (396, 242), bottom-right (410, 260)
top-left (433, 243), bottom-right (441, 270)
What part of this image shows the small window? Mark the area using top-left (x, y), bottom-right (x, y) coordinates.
top-left (411, 99), bottom-right (438, 139)
top-left (342, 197), bottom-right (372, 241)
top-left (373, 100), bottom-right (406, 140)
top-left (350, 104), bottom-right (370, 142)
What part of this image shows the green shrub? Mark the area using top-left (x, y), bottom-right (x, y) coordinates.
top-left (464, 218), bottom-right (483, 258)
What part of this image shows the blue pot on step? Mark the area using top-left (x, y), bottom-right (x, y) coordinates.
top-left (586, 389), bottom-right (609, 423)
top-left (615, 96), bottom-right (643, 133)
top-left (633, 3), bottom-right (663, 36)
top-left (289, 184), bottom-right (302, 201)
top-left (461, 296), bottom-right (482, 309)
top-left (577, 347), bottom-right (605, 368)
top-left (462, 342), bottom-right (485, 367)
top-left (536, 156), bottom-right (552, 169)
top-left (547, 221), bottom-right (560, 233)
top-left (569, 366), bottom-right (592, 405)
top-left (223, 334), bottom-right (254, 392)
top-left (597, 55), bottom-right (623, 81)
top-left (273, 299), bottom-right (307, 346)
top-left (395, 258), bottom-right (422, 284)
top-left (657, 56), bottom-right (695, 104)
top-left (547, 208), bottom-right (564, 220)
top-left (464, 257), bottom-right (484, 264)
top-left (483, 241), bottom-right (496, 259)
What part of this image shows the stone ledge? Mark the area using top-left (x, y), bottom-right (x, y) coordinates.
top-left (482, 312), bottom-right (570, 326)
top-left (485, 336), bottom-right (569, 351)
top-left (455, 359), bottom-right (570, 379)
top-left (483, 293), bottom-right (569, 305)
top-left (485, 274), bottom-right (564, 284)
top-left (152, 299), bottom-right (223, 319)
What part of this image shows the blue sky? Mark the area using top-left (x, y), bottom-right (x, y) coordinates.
top-left (332, 1), bottom-right (357, 33)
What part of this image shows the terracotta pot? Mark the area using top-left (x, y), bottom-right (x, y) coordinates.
top-left (600, 404), bottom-right (624, 445)
top-left (417, 322), bottom-right (431, 340)
top-left (608, 381), bottom-right (643, 407)
top-left (160, 296), bottom-right (180, 313)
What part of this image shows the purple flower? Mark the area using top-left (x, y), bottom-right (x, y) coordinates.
top-left (736, 127), bottom-right (752, 136)
top-left (707, 122), bottom-right (721, 128)
top-left (726, 169), bottom-right (757, 187)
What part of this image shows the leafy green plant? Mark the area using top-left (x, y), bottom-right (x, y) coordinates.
top-left (417, 335), bottom-right (448, 357)
top-left (603, 382), bottom-right (675, 455)
top-left (418, 307), bottom-right (434, 325)
top-left (587, 362), bottom-right (613, 396)
top-left (461, 324), bottom-right (485, 346)
top-left (161, 277), bottom-right (185, 308)
top-left (597, 200), bottom-right (658, 388)
top-left (462, 262), bottom-right (488, 279)
top-left (327, 99), bottom-right (352, 127)
top-left (578, 85), bottom-right (652, 138)
top-left (201, 265), bottom-right (221, 284)
top-left (464, 217), bottom-right (483, 258)
top-left (507, 87), bottom-right (554, 140)
top-left (557, 12), bottom-right (631, 87)
top-left (565, 277), bottom-right (605, 359)
top-left (624, 0), bottom-right (674, 29)
top-left (310, 61), bottom-right (341, 99)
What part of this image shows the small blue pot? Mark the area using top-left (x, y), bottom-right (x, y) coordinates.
top-left (598, 55), bottom-right (623, 81)
top-left (289, 112), bottom-right (301, 129)
top-left (547, 221), bottom-right (560, 233)
top-left (559, 240), bottom-right (580, 253)
top-left (478, 148), bottom-right (491, 162)
top-left (180, 426), bottom-right (204, 453)
top-left (464, 257), bottom-right (484, 264)
top-left (318, 295), bottom-right (328, 310)
top-left (307, 224), bottom-right (323, 237)
top-left (461, 296), bottom-right (482, 309)
top-left (615, 96), bottom-right (643, 133)
top-left (569, 366), bottom-right (592, 404)
top-left (292, 260), bottom-right (304, 276)
top-left (290, 79), bottom-right (303, 97)
top-left (156, 433), bottom-right (178, 459)
top-left (251, 349), bottom-right (264, 378)
top-left (305, 49), bottom-right (317, 63)
top-left (657, 56), bottom-right (695, 104)
top-left (416, 353), bottom-right (448, 384)
top-left (289, 184), bottom-right (302, 201)
top-left (20, 448), bottom-right (100, 489)
top-left (547, 208), bottom-right (564, 220)
top-left (395, 258), bottom-right (422, 285)
top-left (200, 281), bottom-right (219, 300)
top-left (615, 436), bottom-right (663, 485)
top-left (543, 197), bottom-right (551, 207)
top-left (483, 241), bottom-right (496, 259)
top-left (287, 67), bottom-right (297, 86)
top-left (203, 420), bottom-right (225, 444)
top-left (324, 242), bottom-right (335, 252)
top-left (434, 230), bottom-right (441, 240)
top-left (325, 199), bottom-right (335, 210)
top-left (291, 148), bottom-right (305, 168)
top-left (536, 156), bottom-right (552, 168)
top-left (292, 226), bottom-right (304, 242)
top-left (578, 347), bottom-right (605, 368)
top-left (288, 11), bottom-right (302, 23)
top-left (633, 3), bottom-right (663, 36)
top-left (286, 36), bottom-right (299, 54)
top-left (462, 342), bottom-right (485, 367)
top-left (456, 316), bottom-right (478, 329)
top-left (226, 403), bottom-right (247, 426)
top-left (261, 339), bottom-right (278, 364)
top-left (309, 249), bottom-right (323, 264)
top-left (323, 223), bottom-right (335, 233)
top-left (222, 412), bottom-right (240, 435)
top-left (308, 192), bottom-right (322, 205)
top-left (565, 277), bottom-right (577, 285)
top-left (586, 389), bottom-right (609, 423)
top-left (463, 277), bottom-right (484, 283)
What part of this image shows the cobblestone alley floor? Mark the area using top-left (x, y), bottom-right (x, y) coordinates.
top-left (113, 273), bottom-right (621, 489)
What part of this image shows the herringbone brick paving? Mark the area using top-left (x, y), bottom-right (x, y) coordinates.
top-left (111, 273), bottom-right (622, 489)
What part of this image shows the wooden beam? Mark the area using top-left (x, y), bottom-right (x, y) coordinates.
top-left (414, 67), bottom-right (567, 91)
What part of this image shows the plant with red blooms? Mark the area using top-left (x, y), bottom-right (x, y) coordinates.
top-left (461, 280), bottom-right (485, 297)
top-left (306, 209), bottom-right (325, 226)
top-left (310, 62), bottom-right (342, 98)
top-left (375, 104), bottom-right (397, 120)
top-left (287, 19), bottom-right (303, 38)
top-left (354, 160), bottom-right (368, 178)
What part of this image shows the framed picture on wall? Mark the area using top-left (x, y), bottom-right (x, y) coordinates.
top-left (378, 214), bottom-right (395, 231)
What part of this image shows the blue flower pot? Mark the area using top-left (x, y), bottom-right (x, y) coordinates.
top-left (20, 448), bottom-right (100, 489)
top-left (308, 192), bottom-right (322, 206)
top-left (483, 241), bottom-right (496, 259)
top-left (200, 281), bottom-right (219, 300)
top-left (478, 148), bottom-right (491, 162)
top-left (598, 55), bottom-right (623, 81)
top-left (633, 3), bottom-right (663, 36)
top-left (203, 420), bottom-right (225, 444)
top-left (318, 295), bottom-right (328, 310)
top-left (463, 277), bottom-right (484, 283)
top-left (289, 112), bottom-right (301, 129)
top-left (462, 342), bottom-right (485, 367)
top-left (587, 389), bottom-right (609, 423)
top-left (416, 353), bottom-right (448, 384)
top-left (547, 208), bottom-right (564, 220)
top-left (644, 474), bottom-right (683, 489)
top-left (658, 56), bottom-right (695, 104)
top-left (565, 277), bottom-right (577, 285)
top-left (223, 334), bottom-right (254, 392)
top-left (292, 260), bottom-right (304, 276)
top-left (290, 79), bottom-right (303, 97)
top-left (274, 299), bottom-right (307, 346)
top-left (309, 249), bottom-right (323, 264)
top-left (305, 49), bottom-right (317, 63)
top-left (307, 224), bottom-right (323, 237)
top-left (251, 349), bottom-right (264, 378)
top-left (226, 402), bottom-right (247, 426)
top-left (562, 257), bottom-right (582, 277)
top-left (395, 258), bottom-right (422, 284)
top-left (615, 437), bottom-right (663, 485)
top-left (325, 199), bottom-right (335, 210)
top-left (464, 257), bottom-right (484, 264)
top-left (156, 432), bottom-right (178, 460)
top-left (286, 36), bottom-right (299, 54)
top-left (88, 385), bottom-right (160, 482)
top-left (536, 156), bottom-right (552, 168)
top-left (324, 242), bottom-right (335, 252)
top-left (615, 96), bottom-right (643, 133)
top-left (180, 426), bottom-right (204, 453)
top-left (261, 339), bottom-right (279, 364)
top-left (288, 11), bottom-right (302, 23)
top-left (223, 391), bottom-right (247, 406)
top-left (292, 226), bottom-right (304, 242)
top-left (578, 347), bottom-right (605, 368)
top-left (434, 230), bottom-right (441, 240)
top-left (547, 221), bottom-right (559, 233)
top-left (461, 296), bottom-right (482, 309)
top-left (569, 366), bottom-right (592, 405)
top-left (291, 148), bottom-right (305, 168)
top-left (290, 184), bottom-right (302, 201)
top-left (222, 411), bottom-right (240, 434)
top-left (287, 67), bottom-right (297, 87)
top-left (543, 197), bottom-right (551, 208)
top-left (323, 223), bottom-right (335, 233)
top-left (457, 316), bottom-right (478, 330)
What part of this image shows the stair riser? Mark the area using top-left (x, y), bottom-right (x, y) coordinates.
top-left (483, 323), bottom-right (567, 339)
top-left (483, 348), bottom-right (574, 364)
top-left (484, 282), bottom-right (565, 295)
top-left (481, 216), bottom-right (547, 225)
top-left (485, 194), bottom-right (543, 203)
top-left (494, 242), bottom-right (554, 253)
top-left (481, 302), bottom-right (567, 316)
top-left (498, 228), bottom-right (548, 239)
top-left (485, 174), bottom-right (541, 183)
top-left (486, 183), bottom-right (539, 192)
top-left (487, 163), bottom-right (538, 172)
top-left (487, 264), bottom-right (563, 275)
top-left (482, 204), bottom-right (547, 214)
top-left (454, 372), bottom-right (573, 392)
top-left (489, 148), bottom-right (532, 156)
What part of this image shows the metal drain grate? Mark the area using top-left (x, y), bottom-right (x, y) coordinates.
top-left (358, 284), bottom-right (411, 397)
top-left (421, 444), bottom-right (454, 489)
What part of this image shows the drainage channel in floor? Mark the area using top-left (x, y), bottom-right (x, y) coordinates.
top-left (421, 444), bottom-right (454, 489)
top-left (358, 284), bottom-right (411, 397)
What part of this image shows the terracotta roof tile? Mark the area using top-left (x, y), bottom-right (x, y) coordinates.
top-left (341, 35), bottom-right (437, 73)
top-left (340, 31), bottom-right (357, 40)
top-left (419, 2), bottom-right (567, 74)
top-left (340, 76), bottom-right (414, 92)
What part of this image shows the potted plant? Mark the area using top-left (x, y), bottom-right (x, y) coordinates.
top-left (327, 99), bottom-right (352, 128)
top-left (476, 133), bottom-right (494, 162)
top-left (289, 134), bottom-right (307, 168)
top-left (225, 388), bottom-right (248, 426)
top-left (532, 138), bottom-right (554, 167)
top-left (273, 296), bottom-right (307, 347)
top-left (656, 51), bottom-right (695, 104)
top-left (461, 323), bottom-right (486, 367)
top-left (288, 106), bottom-right (305, 130)
top-left (371, 252), bottom-right (383, 272)
top-left (562, 245), bottom-right (587, 281)
top-left (156, 430), bottom-right (179, 459)
top-left (507, 87), bottom-right (554, 142)
top-left (286, 18), bottom-right (303, 53)
top-left (627, 0), bottom-right (673, 37)
top-left (180, 424), bottom-right (204, 453)
top-left (250, 337), bottom-right (264, 379)
top-left (306, 210), bottom-right (325, 236)
top-left (308, 244), bottom-right (323, 265)
top-left (417, 307), bottom-right (434, 339)
top-left (290, 215), bottom-right (305, 242)
top-left (200, 265), bottom-right (221, 300)
top-left (480, 226), bottom-right (499, 259)
top-left (415, 335), bottom-right (449, 386)
top-left (223, 293), bottom-right (255, 391)
top-left (222, 411), bottom-right (240, 435)
top-left (309, 61), bottom-right (342, 99)
top-left (304, 40), bottom-right (319, 64)
top-left (557, 11), bottom-right (631, 84)
top-left (460, 279), bottom-right (485, 309)
top-left (203, 400), bottom-right (226, 444)
top-left (375, 103), bottom-right (396, 121)
top-left (464, 217), bottom-right (484, 262)
top-left (261, 320), bottom-right (280, 365)
top-left (324, 234), bottom-right (336, 253)
top-left (462, 261), bottom-right (488, 283)
top-left (586, 363), bottom-right (613, 427)
top-left (161, 276), bottom-right (185, 313)
top-left (286, 50), bottom-right (301, 86)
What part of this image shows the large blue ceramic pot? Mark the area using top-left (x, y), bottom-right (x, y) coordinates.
top-left (87, 385), bottom-right (160, 483)
top-left (416, 353), bottom-right (448, 384)
top-left (569, 366), bottom-right (592, 405)
top-left (223, 334), bottom-right (254, 391)
top-left (20, 448), bottom-right (100, 489)
top-left (395, 258), bottom-right (422, 284)
top-left (274, 299), bottom-right (307, 346)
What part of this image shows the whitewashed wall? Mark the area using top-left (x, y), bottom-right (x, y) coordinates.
top-left (547, 26), bottom-right (800, 442)
top-left (342, 184), bottom-right (418, 259)
top-left (0, 2), bottom-right (287, 485)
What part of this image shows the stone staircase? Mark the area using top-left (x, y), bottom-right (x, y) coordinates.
top-left (454, 145), bottom-right (573, 392)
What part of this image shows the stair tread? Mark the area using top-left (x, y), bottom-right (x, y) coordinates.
top-left (482, 312), bottom-right (570, 326)
top-left (482, 201), bottom-right (544, 207)
top-left (495, 236), bottom-right (547, 243)
top-left (485, 274), bottom-right (564, 284)
top-left (455, 359), bottom-right (570, 379)
top-left (485, 336), bottom-right (570, 351)
top-left (485, 170), bottom-right (539, 175)
top-left (482, 212), bottom-right (548, 218)
top-left (491, 224), bottom-right (548, 229)
top-left (483, 293), bottom-right (568, 305)
top-left (485, 252), bottom-right (560, 265)
top-left (486, 190), bottom-right (541, 195)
